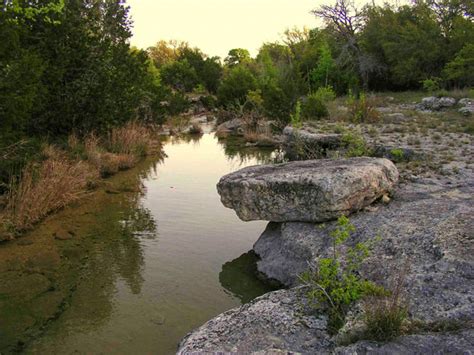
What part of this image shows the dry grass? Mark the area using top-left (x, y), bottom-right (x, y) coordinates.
top-left (0, 121), bottom-right (159, 237)
top-left (106, 121), bottom-right (153, 156)
top-left (1, 146), bottom-right (99, 234)
top-left (362, 261), bottom-right (410, 341)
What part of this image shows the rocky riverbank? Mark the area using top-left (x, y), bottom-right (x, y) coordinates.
top-left (178, 148), bottom-right (474, 353)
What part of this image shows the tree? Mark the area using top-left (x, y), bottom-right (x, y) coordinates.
top-left (147, 40), bottom-right (185, 68)
top-left (217, 66), bottom-right (257, 107)
top-left (160, 59), bottom-right (199, 92)
top-left (311, 42), bottom-right (336, 88)
top-left (224, 48), bottom-right (251, 67)
top-left (443, 44), bottom-right (474, 87)
top-left (312, 0), bottom-right (382, 91)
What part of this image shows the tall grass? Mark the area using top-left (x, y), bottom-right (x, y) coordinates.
top-left (0, 121), bottom-right (158, 238)
top-left (2, 146), bottom-right (99, 233)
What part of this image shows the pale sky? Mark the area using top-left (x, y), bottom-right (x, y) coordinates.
top-left (127, 0), bottom-right (319, 58)
top-left (126, 0), bottom-right (405, 59)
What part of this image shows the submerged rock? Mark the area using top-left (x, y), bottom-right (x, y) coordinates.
top-left (217, 157), bottom-right (398, 223)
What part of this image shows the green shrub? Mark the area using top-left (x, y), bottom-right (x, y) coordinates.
top-left (217, 66), bottom-right (258, 107)
top-left (390, 148), bottom-right (404, 162)
top-left (342, 130), bottom-right (370, 157)
top-left (421, 77), bottom-right (441, 93)
top-left (199, 95), bottom-right (217, 110)
top-left (315, 86), bottom-right (337, 103)
top-left (362, 261), bottom-right (409, 342)
top-left (290, 101), bottom-right (302, 128)
top-left (363, 296), bottom-right (408, 341)
top-left (347, 92), bottom-right (380, 123)
top-left (167, 92), bottom-right (191, 116)
top-left (300, 216), bottom-right (384, 333)
top-left (302, 94), bottom-right (328, 120)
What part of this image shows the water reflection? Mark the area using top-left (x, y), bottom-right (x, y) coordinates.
top-left (219, 251), bottom-right (278, 304)
top-left (16, 133), bottom-right (279, 354)
top-left (216, 136), bottom-right (285, 166)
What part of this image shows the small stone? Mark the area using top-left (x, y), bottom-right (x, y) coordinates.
top-left (382, 194), bottom-right (391, 204)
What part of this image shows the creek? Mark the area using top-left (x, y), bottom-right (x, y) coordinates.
top-left (0, 130), bottom-right (280, 354)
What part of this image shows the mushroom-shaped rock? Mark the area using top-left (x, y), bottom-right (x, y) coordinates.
top-left (217, 157), bottom-right (399, 223)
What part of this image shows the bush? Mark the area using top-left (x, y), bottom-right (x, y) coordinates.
top-left (342, 130), bottom-right (370, 157)
top-left (363, 262), bottom-right (409, 341)
top-left (217, 66), bottom-right (258, 107)
top-left (302, 94), bottom-right (328, 120)
top-left (290, 101), bottom-right (302, 128)
top-left (421, 77), bottom-right (441, 92)
top-left (167, 92), bottom-right (191, 116)
top-left (199, 95), bottom-right (217, 110)
top-left (301, 86), bottom-right (336, 121)
top-left (300, 216), bottom-right (384, 333)
top-left (347, 92), bottom-right (380, 123)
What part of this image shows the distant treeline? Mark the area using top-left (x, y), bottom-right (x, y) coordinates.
top-left (1, 0), bottom-right (473, 144)
top-left (147, 0), bottom-right (473, 124)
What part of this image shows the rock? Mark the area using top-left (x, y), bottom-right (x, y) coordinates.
top-left (189, 115), bottom-right (208, 125)
top-left (217, 157), bottom-right (399, 223)
top-left (283, 126), bottom-right (342, 149)
top-left (178, 284), bottom-right (474, 354)
top-left (177, 288), bottom-right (333, 354)
top-left (458, 98), bottom-right (473, 106)
top-left (459, 105), bottom-right (474, 116)
top-left (419, 96), bottom-right (456, 111)
top-left (335, 330), bottom-right (474, 354)
top-left (384, 113), bottom-right (407, 123)
top-left (215, 118), bottom-right (245, 137)
top-left (371, 145), bottom-right (417, 162)
top-left (283, 126), bottom-right (343, 159)
top-left (53, 229), bottom-right (74, 241)
top-left (253, 181), bottom-right (474, 322)
top-left (438, 97), bottom-right (456, 108)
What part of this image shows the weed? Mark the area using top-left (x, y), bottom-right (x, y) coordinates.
top-left (390, 148), bottom-right (405, 163)
top-left (341, 130), bottom-right (370, 157)
top-left (290, 101), bottom-right (303, 128)
top-left (362, 261), bottom-right (409, 341)
top-left (300, 216), bottom-right (384, 334)
top-left (347, 92), bottom-right (380, 123)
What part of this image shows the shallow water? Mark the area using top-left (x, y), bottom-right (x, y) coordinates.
top-left (0, 132), bottom-right (279, 354)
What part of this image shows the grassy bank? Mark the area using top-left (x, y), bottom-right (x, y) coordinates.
top-left (0, 122), bottom-right (161, 240)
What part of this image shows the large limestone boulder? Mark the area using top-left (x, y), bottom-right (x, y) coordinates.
top-left (217, 158), bottom-right (399, 223)
top-left (178, 285), bottom-right (473, 354)
top-left (177, 288), bottom-right (333, 354)
top-left (253, 181), bottom-right (474, 322)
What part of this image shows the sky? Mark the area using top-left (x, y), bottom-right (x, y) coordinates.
top-left (126, 0), bottom-right (320, 58)
top-left (126, 0), bottom-right (407, 59)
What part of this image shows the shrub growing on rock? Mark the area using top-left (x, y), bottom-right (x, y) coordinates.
top-left (300, 216), bottom-right (384, 333)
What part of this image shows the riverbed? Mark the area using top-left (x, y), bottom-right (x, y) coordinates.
top-left (0, 130), bottom-right (279, 354)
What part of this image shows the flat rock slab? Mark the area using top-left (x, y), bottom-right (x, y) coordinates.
top-left (253, 181), bottom-right (474, 322)
top-left (177, 288), bottom-right (333, 354)
top-left (217, 157), bottom-right (399, 222)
